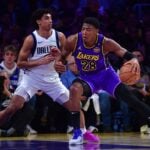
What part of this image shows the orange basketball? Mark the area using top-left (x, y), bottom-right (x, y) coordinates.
top-left (119, 63), bottom-right (140, 85)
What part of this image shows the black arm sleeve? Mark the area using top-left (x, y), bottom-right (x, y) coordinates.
top-left (122, 51), bottom-right (135, 61)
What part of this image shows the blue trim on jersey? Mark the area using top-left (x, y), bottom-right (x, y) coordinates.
top-left (31, 33), bottom-right (37, 57)
top-left (55, 30), bottom-right (60, 49)
top-left (0, 66), bottom-right (3, 70)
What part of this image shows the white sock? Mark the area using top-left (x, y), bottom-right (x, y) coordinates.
top-left (80, 127), bottom-right (87, 134)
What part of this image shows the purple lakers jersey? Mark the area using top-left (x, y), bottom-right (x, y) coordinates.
top-left (72, 32), bottom-right (121, 96)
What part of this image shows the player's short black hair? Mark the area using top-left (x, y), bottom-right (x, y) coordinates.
top-left (83, 17), bottom-right (100, 29)
top-left (32, 8), bottom-right (51, 29)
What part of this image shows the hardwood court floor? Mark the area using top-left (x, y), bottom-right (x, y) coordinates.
top-left (0, 132), bottom-right (150, 150)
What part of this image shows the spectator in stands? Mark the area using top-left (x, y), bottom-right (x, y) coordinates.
top-left (98, 90), bottom-right (112, 132)
top-left (0, 45), bottom-right (23, 92)
top-left (0, 44), bottom-right (37, 134)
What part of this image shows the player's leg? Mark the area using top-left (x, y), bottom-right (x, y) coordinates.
top-left (114, 83), bottom-right (150, 129)
top-left (0, 102), bottom-right (35, 137)
top-left (64, 79), bottom-right (100, 144)
top-left (0, 95), bottom-right (25, 126)
top-left (63, 81), bottom-right (84, 145)
top-left (46, 79), bottom-right (99, 144)
top-left (43, 80), bottom-right (80, 143)
top-left (47, 79), bottom-right (87, 144)
top-left (0, 84), bottom-right (37, 126)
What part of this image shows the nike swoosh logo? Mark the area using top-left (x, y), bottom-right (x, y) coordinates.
top-left (37, 41), bottom-right (44, 44)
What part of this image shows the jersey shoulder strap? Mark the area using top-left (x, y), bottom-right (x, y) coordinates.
top-left (55, 30), bottom-right (60, 49)
top-left (30, 33), bottom-right (37, 57)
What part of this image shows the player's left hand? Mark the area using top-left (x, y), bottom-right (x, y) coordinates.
top-left (54, 61), bottom-right (66, 73)
top-left (50, 47), bottom-right (61, 57)
top-left (124, 58), bottom-right (140, 74)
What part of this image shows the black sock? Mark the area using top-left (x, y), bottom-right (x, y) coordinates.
top-left (71, 111), bottom-right (80, 130)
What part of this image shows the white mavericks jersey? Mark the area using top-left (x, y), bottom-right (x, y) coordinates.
top-left (25, 29), bottom-right (60, 83)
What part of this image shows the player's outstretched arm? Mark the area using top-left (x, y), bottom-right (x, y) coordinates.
top-left (103, 37), bottom-right (140, 74)
top-left (61, 34), bottom-right (78, 63)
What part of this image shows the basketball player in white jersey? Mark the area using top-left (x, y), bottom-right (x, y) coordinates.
top-left (0, 9), bottom-right (85, 144)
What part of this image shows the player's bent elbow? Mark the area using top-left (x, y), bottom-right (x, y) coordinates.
top-left (17, 61), bottom-right (22, 68)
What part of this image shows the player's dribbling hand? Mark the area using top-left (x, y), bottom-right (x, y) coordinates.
top-left (124, 58), bottom-right (140, 74)
top-left (54, 61), bottom-right (66, 73)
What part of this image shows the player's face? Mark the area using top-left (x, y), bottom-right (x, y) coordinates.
top-left (81, 23), bottom-right (98, 44)
top-left (38, 14), bottom-right (52, 31)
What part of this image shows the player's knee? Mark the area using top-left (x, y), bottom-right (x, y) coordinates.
top-left (11, 95), bottom-right (25, 111)
top-left (70, 82), bottom-right (84, 95)
top-left (70, 85), bottom-right (80, 95)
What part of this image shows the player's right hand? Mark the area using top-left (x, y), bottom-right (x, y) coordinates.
top-left (50, 47), bottom-right (61, 57)
top-left (38, 54), bottom-right (55, 65)
top-left (124, 58), bottom-right (140, 74)
top-left (54, 61), bottom-right (66, 73)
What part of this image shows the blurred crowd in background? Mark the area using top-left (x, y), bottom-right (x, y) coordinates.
top-left (0, 0), bottom-right (149, 66)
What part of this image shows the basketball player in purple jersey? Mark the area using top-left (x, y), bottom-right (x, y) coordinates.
top-left (55, 17), bottom-right (150, 144)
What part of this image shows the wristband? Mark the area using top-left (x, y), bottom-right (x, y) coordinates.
top-left (122, 51), bottom-right (135, 61)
